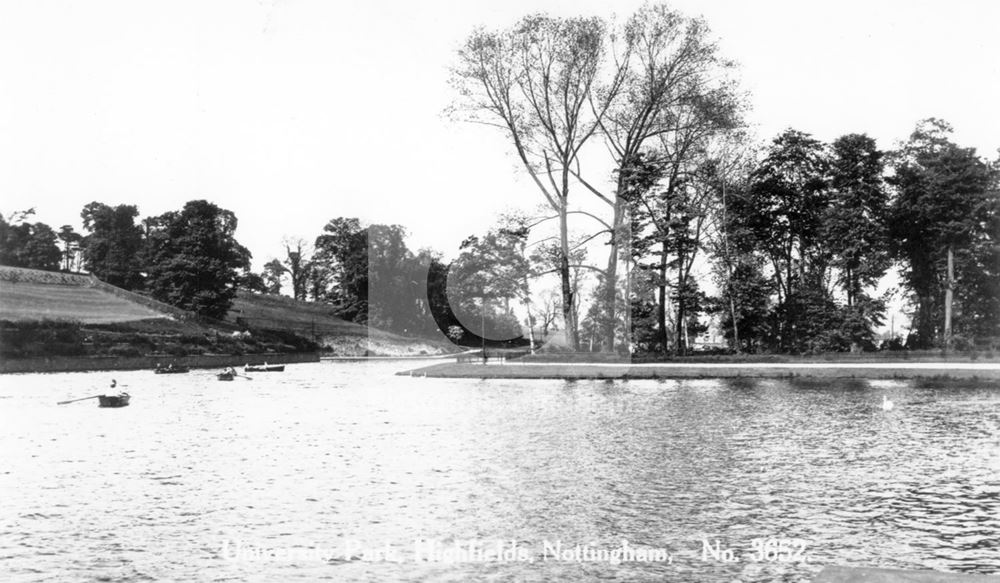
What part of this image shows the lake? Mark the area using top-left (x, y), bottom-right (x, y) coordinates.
top-left (1, 361), bottom-right (998, 582)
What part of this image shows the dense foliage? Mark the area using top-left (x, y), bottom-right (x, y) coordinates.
top-left (80, 202), bottom-right (145, 290)
top-left (3, 6), bottom-right (998, 353)
top-left (143, 200), bottom-right (251, 320)
top-left (0, 210), bottom-right (61, 271)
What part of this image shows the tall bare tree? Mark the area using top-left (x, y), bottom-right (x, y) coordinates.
top-left (283, 237), bottom-right (311, 301)
top-left (451, 15), bottom-right (625, 350)
top-left (580, 5), bottom-right (744, 352)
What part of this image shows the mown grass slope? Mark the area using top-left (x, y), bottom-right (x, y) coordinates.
top-left (0, 271), bottom-right (167, 324)
top-left (0, 267), bottom-right (454, 358)
top-left (0, 267), bottom-right (317, 359)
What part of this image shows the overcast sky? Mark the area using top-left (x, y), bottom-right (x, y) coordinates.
top-left (1, 0), bottom-right (998, 269)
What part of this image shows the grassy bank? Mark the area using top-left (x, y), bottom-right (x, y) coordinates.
top-left (0, 318), bottom-right (317, 361)
top-left (399, 361), bottom-right (1000, 381)
top-left (0, 267), bottom-right (456, 368)
top-left (230, 292), bottom-right (457, 357)
top-left (0, 267), bottom-right (321, 366)
top-left (519, 350), bottom-right (1000, 364)
top-left (0, 350), bottom-right (319, 374)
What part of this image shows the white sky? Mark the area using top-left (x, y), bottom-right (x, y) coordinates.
top-left (1, 0), bottom-right (998, 271)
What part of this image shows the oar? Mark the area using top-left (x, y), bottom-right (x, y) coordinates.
top-left (57, 395), bottom-right (101, 405)
top-left (236, 373), bottom-right (253, 381)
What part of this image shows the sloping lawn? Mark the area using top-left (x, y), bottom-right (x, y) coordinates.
top-left (0, 281), bottom-right (169, 324)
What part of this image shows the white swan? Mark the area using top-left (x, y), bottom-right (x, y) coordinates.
top-left (881, 395), bottom-right (894, 411)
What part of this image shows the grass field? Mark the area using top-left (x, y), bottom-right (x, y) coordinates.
top-left (0, 280), bottom-right (169, 324)
top-left (0, 266), bottom-right (455, 357)
top-left (229, 291), bottom-right (370, 337)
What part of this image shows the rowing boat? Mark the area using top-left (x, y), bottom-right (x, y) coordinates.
top-left (98, 393), bottom-right (130, 408)
top-left (244, 364), bottom-right (284, 373)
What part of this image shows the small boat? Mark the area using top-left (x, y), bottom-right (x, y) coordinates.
top-left (244, 364), bottom-right (284, 373)
top-left (217, 371), bottom-right (235, 381)
top-left (98, 393), bottom-right (130, 408)
top-left (154, 366), bottom-right (189, 374)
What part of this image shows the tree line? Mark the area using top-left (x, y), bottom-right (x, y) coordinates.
top-left (3, 3), bottom-right (997, 353)
top-left (450, 4), bottom-right (1000, 354)
top-left (0, 201), bottom-right (529, 346)
top-left (0, 200), bottom-right (251, 320)
top-left (250, 219), bottom-right (530, 347)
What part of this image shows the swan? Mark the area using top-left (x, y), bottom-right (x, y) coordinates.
top-left (881, 395), bottom-right (894, 411)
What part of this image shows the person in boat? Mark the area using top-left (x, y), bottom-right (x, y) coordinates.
top-left (110, 379), bottom-right (117, 388)
top-left (225, 366), bottom-right (236, 376)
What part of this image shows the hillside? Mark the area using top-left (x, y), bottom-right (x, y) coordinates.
top-left (0, 266), bottom-right (315, 360)
top-left (229, 291), bottom-right (456, 356)
top-left (0, 266), bottom-right (455, 359)
top-left (0, 268), bottom-right (168, 324)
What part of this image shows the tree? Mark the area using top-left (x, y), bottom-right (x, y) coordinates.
top-left (888, 119), bottom-right (1000, 347)
top-left (822, 134), bottom-right (891, 348)
top-left (591, 4), bottom-right (744, 353)
top-left (283, 237), bottom-right (311, 301)
top-left (453, 5), bottom-right (745, 353)
top-left (314, 217), bottom-right (368, 322)
top-left (21, 223), bottom-right (61, 271)
top-left (702, 142), bottom-right (757, 353)
top-left (143, 200), bottom-right (251, 319)
top-left (825, 135), bottom-right (890, 304)
top-left (452, 14), bottom-right (622, 350)
top-left (57, 225), bottom-right (83, 271)
top-left (261, 259), bottom-right (287, 295)
top-left (238, 271), bottom-right (268, 294)
top-left (367, 223), bottom-right (420, 332)
top-left (305, 262), bottom-right (333, 302)
top-left (448, 217), bottom-right (533, 347)
top-left (80, 202), bottom-right (145, 289)
top-left (715, 260), bottom-right (772, 352)
top-left (0, 210), bottom-right (62, 271)
top-left (741, 130), bottom-right (831, 350)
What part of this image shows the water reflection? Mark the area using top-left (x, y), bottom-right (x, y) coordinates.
top-left (0, 365), bottom-right (997, 581)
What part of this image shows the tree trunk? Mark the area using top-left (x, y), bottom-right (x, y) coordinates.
top-left (675, 251), bottom-right (685, 356)
top-left (846, 266), bottom-right (853, 307)
top-left (657, 241), bottom-right (668, 353)
top-left (601, 198), bottom-right (623, 353)
top-left (721, 182), bottom-right (740, 353)
top-left (523, 273), bottom-right (536, 354)
top-left (944, 245), bottom-right (954, 349)
top-left (558, 204), bottom-right (578, 350)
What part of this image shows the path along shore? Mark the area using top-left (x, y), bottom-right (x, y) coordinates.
top-left (399, 360), bottom-right (1000, 381)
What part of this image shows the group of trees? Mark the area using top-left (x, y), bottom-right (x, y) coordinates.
top-left (451, 4), bottom-right (745, 353)
top-left (451, 4), bottom-right (1000, 354)
top-left (0, 200), bottom-right (251, 320)
top-left (0, 209), bottom-right (64, 272)
top-left (248, 217), bottom-right (533, 346)
top-left (3, 4), bottom-right (996, 354)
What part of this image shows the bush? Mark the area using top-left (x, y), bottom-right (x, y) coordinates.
top-left (165, 345), bottom-right (188, 357)
top-left (108, 345), bottom-right (142, 358)
top-left (0, 320), bottom-right (84, 358)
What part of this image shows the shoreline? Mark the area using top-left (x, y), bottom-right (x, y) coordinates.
top-left (0, 351), bottom-right (320, 374)
top-left (399, 361), bottom-right (1000, 381)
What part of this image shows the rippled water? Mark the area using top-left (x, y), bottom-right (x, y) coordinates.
top-left (1, 362), bottom-right (998, 582)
